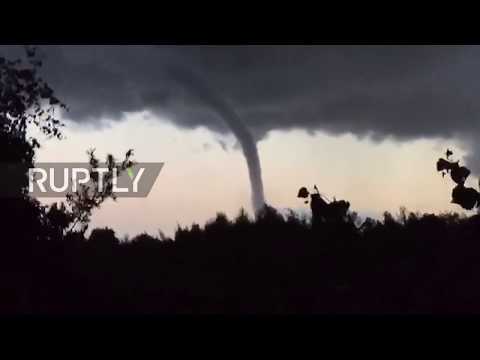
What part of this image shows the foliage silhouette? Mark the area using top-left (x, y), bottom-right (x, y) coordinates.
top-left (89, 227), bottom-right (119, 248)
top-left (2, 206), bottom-right (476, 314)
top-left (64, 148), bottom-right (135, 234)
top-left (1, 47), bottom-right (66, 250)
top-left (437, 152), bottom-right (480, 210)
top-left (0, 49), bottom-right (137, 313)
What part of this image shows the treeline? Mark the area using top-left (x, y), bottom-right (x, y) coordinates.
top-left (2, 205), bottom-right (480, 314)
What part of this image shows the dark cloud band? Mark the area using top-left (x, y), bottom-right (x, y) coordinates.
top-left (1, 45), bottom-right (479, 170)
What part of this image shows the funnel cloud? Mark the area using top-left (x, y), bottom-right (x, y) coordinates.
top-left (167, 65), bottom-right (265, 212)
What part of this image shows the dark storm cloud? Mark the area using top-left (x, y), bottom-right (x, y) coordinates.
top-left (1, 45), bottom-right (480, 168)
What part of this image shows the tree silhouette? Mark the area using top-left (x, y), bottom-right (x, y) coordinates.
top-left (1, 47), bottom-right (66, 245)
top-left (89, 227), bottom-right (119, 248)
top-left (1, 48), bottom-right (137, 239)
top-left (64, 148), bottom-right (135, 234)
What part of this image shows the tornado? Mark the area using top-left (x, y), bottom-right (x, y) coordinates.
top-left (168, 66), bottom-right (266, 213)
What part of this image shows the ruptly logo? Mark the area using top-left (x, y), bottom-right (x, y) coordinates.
top-left (1, 162), bottom-right (164, 198)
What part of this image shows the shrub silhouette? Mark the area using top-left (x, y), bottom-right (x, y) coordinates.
top-left (89, 227), bottom-right (119, 248)
top-left (4, 186), bottom-right (480, 314)
top-left (436, 152), bottom-right (480, 210)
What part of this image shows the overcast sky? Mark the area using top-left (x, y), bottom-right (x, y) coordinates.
top-left (1, 45), bottom-right (478, 236)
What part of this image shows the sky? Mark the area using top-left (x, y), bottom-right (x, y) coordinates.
top-left (2, 45), bottom-right (479, 237)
